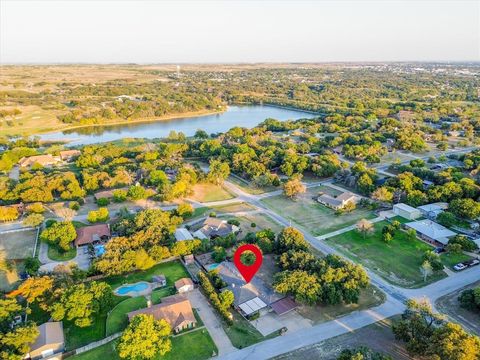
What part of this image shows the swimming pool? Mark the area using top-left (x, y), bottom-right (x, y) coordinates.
top-left (115, 281), bottom-right (150, 296)
top-left (94, 244), bottom-right (105, 257)
top-left (207, 263), bottom-right (220, 271)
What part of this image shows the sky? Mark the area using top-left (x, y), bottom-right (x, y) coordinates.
top-left (1, 0), bottom-right (479, 63)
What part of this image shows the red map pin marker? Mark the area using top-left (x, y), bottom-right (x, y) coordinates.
top-left (233, 244), bottom-right (263, 283)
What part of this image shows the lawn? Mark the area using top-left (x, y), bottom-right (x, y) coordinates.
top-left (104, 261), bottom-right (190, 290)
top-left (440, 252), bottom-right (473, 270)
top-left (297, 285), bottom-right (385, 324)
top-left (328, 221), bottom-right (447, 288)
top-left (211, 202), bottom-right (256, 214)
top-left (261, 187), bottom-right (375, 236)
top-left (223, 311), bottom-right (278, 349)
top-left (236, 213), bottom-right (283, 236)
top-left (47, 243), bottom-right (77, 261)
top-left (189, 183), bottom-right (235, 203)
top-left (228, 174), bottom-right (278, 195)
top-left (106, 287), bottom-right (175, 336)
top-left (71, 328), bottom-right (218, 360)
top-left (0, 228), bottom-right (37, 260)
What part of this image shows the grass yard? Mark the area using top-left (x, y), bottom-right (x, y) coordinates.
top-left (440, 252), bottom-right (473, 270)
top-left (47, 244), bottom-right (77, 261)
top-left (297, 285), bottom-right (385, 324)
top-left (237, 213), bottom-right (283, 234)
top-left (106, 287), bottom-right (175, 336)
top-left (328, 221), bottom-right (447, 288)
top-left (64, 314), bottom-right (108, 351)
top-left (261, 188), bottom-right (375, 236)
top-left (228, 174), bottom-right (279, 195)
top-left (104, 261), bottom-right (190, 290)
top-left (71, 328), bottom-right (218, 360)
top-left (0, 229), bottom-right (37, 260)
top-left (189, 183), bottom-right (235, 203)
top-left (223, 311), bottom-right (278, 349)
top-left (211, 202), bottom-right (256, 214)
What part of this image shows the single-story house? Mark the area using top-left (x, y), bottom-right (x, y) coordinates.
top-left (27, 321), bottom-right (64, 360)
top-left (393, 203), bottom-right (421, 220)
top-left (127, 295), bottom-right (196, 333)
top-left (175, 278), bottom-right (194, 293)
top-left (405, 219), bottom-right (456, 245)
top-left (59, 150), bottom-right (81, 161)
top-left (216, 261), bottom-right (282, 317)
top-left (192, 217), bottom-right (239, 239)
top-left (18, 155), bottom-right (60, 168)
top-left (317, 191), bottom-right (357, 210)
top-left (74, 224), bottom-right (111, 247)
top-left (174, 228), bottom-right (194, 241)
top-left (417, 202), bottom-right (448, 219)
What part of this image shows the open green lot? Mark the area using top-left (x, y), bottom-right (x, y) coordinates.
top-left (328, 221), bottom-right (447, 288)
top-left (189, 183), bottom-right (235, 203)
top-left (228, 174), bottom-right (278, 195)
top-left (261, 186), bottom-right (375, 236)
top-left (71, 328), bottom-right (218, 360)
top-left (0, 229), bottom-right (37, 260)
top-left (440, 252), bottom-right (473, 270)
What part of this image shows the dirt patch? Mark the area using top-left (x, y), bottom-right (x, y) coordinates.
top-left (436, 281), bottom-right (480, 335)
top-left (273, 316), bottom-right (414, 360)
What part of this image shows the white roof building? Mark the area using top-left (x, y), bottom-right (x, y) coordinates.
top-left (238, 297), bottom-right (268, 316)
top-left (174, 228), bottom-right (194, 241)
top-left (393, 203), bottom-right (421, 220)
top-left (405, 219), bottom-right (456, 245)
top-left (417, 203), bottom-right (448, 219)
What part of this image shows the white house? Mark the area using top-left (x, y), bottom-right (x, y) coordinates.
top-left (405, 219), bottom-right (456, 245)
top-left (417, 203), bottom-right (448, 219)
top-left (393, 203), bottom-right (421, 220)
top-left (174, 278), bottom-right (194, 293)
top-left (317, 192), bottom-right (357, 210)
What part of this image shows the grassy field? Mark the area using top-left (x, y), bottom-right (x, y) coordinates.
top-left (71, 328), bottom-right (218, 360)
top-left (328, 221), bottom-right (447, 288)
top-left (298, 285), bottom-right (385, 324)
top-left (236, 213), bottom-right (284, 234)
top-left (228, 175), bottom-right (278, 195)
top-left (211, 202), bottom-right (256, 214)
top-left (440, 252), bottom-right (473, 270)
top-left (261, 187), bottom-right (375, 236)
top-left (189, 183), bottom-right (235, 203)
top-left (47, 243), bottom-right (77, 261)
top-left (0, 229), bottom-right (37, 259)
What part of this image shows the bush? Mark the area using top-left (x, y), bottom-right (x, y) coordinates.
top-left (45, 219), bottom-right (58, 228)
top-left (87, 207), bottom-right (109, 223)
top-left (69, 201), bottom-right (80, 211)
top-left (209, 212), bottom-right (217, 218)
top-left (113, 189), bottom-right (127, 202)
top-left (227, 219), bottom-right (240, 226)
top-left (24, 257), bottom-right (41, 276)
top-left (198, 272), bottom-right (232, 325)
top-left (250, 222), bottom-right (256, 228)
top-left (448, 235), bottom-right (478, 252)
top-left (96, 197), bottom-right (110, 206)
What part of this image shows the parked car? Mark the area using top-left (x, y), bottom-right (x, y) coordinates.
top-left (465, 259), bottom-right (480, 267)
top-left (434, 247), bottom-right (446, 254)
top-left (453, 263), bottom-right (468, 271)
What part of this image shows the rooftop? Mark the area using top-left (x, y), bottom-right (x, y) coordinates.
top-left (75, 224), bottom-right (110, 246)
top-left (405, 219), bottom-right (456, 244)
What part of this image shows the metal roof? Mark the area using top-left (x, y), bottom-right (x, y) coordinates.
top-left (238, 297), bottom-right (267, 315)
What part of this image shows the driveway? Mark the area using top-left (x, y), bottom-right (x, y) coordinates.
top-left (250, 311), bottom-right (311, 336)
top-left (38, 241), bottom-right (91, 272)
top-left (186, 289), bottom-right (236, 356)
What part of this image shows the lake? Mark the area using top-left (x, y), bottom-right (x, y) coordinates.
top-left (37, 105), bottom-right (315, 146)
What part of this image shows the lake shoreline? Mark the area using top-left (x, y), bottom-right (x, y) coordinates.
top-left (37, 107), bottom-right (226, 139)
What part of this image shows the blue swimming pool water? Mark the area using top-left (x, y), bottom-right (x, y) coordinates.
top-left (116, 282), bottom-right (149, 295)
top-left (207, 263), bottom-right (220, 271)
top-left (94, 245), bottom-right (105, 257)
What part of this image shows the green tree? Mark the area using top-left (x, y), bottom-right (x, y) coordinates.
top-left (40, 221), bottom-right (76, 251)
top-left (207, 159), bottom-right (230, 185)
top-left (276, 227), bottom-right (309, 253)
top-left (117, 314), bottom-right (172, 359)
top-left (274, 270), bottom-right (321, 305)
top-left (23, 213), bottom-right (44, 228)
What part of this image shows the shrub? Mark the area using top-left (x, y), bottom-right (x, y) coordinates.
top-left (69, 201), bottom-right (80, 211)
top-left (96, 197), bottom-right (110, 206)
top-left (251, 222), bottom-right (256, 228)
top-left (227, 219), bottom-right (240, 226)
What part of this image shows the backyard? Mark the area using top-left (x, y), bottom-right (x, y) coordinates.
top-left (327, 221), bottom-right (448, 288)
top-left (71, 328), bottom-right (218, 360)
top-left (261, 186), bottom-right (375, 236)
